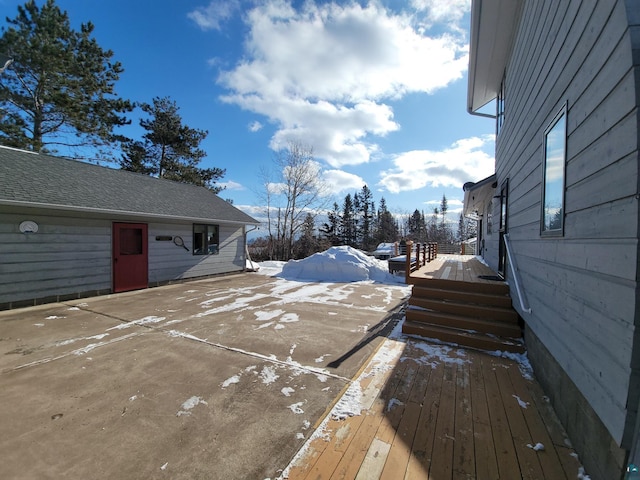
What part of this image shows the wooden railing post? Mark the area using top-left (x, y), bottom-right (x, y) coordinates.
top-left (426, 242), bottom-right (437, 262)
top-left (405, 240), bottom-right (413, 283)
top-left (416, 242), bottom-right (421, 267)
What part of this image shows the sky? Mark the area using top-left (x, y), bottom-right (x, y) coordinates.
top-left (0, 0), bottom-right (497, 226)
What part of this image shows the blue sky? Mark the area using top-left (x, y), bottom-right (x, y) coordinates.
top-left (1, 0), bottom-right (496, 224)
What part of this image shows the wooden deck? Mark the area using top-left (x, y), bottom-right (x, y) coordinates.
top-left (281, 330), bottom-right (583, 480)
top-left (403, 255), bottom-right (524, 353)
top-left (408, 254), bottom-right (505, 285)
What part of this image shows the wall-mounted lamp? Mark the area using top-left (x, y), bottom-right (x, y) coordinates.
top-left (19, 220), bottom-right (38, 234)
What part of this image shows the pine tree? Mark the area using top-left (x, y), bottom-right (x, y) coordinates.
top-left (408, 209), bottom-right (427, 242)
top-left (0, 0), bottom-right (132, 156)
top-left (340, 194), bottom-right (357, 247)
top-left (357, 185), bottom-right (375, 250)
top-left (120, 97), bottom-right (225, 193)
top-left (375, 197), bottom-right (399, 243)
top-left (293, 213), bottom-right (319, 259)
top-left (320, 202), bottom-right (341, 246)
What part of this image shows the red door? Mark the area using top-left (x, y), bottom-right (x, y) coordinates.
top-left (113, 223), bottom-right (148, 293)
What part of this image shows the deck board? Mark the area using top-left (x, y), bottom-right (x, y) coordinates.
top-left (282, 324), bottom-right (585, 480)
top-left (469, 356), bottom-right (500, 479)
top-left (411, 254), bottom-right (503, 284)
top-left (403, 361), bottom-right (443, 479)
top-left (453, 361), bottom-right (475, 479)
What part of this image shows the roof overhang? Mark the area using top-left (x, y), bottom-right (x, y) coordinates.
top-left (467, 0), bottom-right (524, 114)
top-left (462, 174), bottom-right (497, 218)
top-left (0, 200), bottom-right (261, 226)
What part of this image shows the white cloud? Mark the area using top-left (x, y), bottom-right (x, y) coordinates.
top-left (216, 0), bottom-right (469, 168)
top-left (187, 0), bottom-right (240, 31)
top-left (322, 169), bottom-right (366, 195)
top-left (219, 180), bottom-right (244, 191)
top-left (411, 0), bottom-right (470, 25)
top-left (378, 135), bottom-right (495, 194)
top-left (424, 198), bottom-right (464, 207)
top-left (248, 120), bottom-right (263, 132)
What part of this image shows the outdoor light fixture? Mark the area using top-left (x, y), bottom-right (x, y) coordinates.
top-left (19, 220), bottom-right (38, 234)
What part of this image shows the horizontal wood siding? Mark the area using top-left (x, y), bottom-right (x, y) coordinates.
top-left (0, 210), bottom-right (111, 304)
top-left (1, 206), bottom-right (247, 307)
top-left (148, 223), bottom-right (245, 284)
top-left (495, 0), bottom-right (638, 445)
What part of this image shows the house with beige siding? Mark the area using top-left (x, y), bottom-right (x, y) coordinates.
top-left (464, 1), bottom-right (640, 478)
top-left (0, 145), bottom-right (259, 310)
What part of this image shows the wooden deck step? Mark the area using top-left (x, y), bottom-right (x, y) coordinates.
top-left (409, 277), bottom-right (509, 295)
top-left (406, 307), bottom-right (522, 338)
top-left (408, 297), bottom-right (518, 323)
top-left (403, 320), bottom-right (525, 354)
top-left (412, 285), bottom-right (513, 308)
top-left (404, 255), bottom-right (523, 353)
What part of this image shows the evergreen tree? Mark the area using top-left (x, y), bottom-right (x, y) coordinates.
top-left (293, 213), bottom-right (319, 259)
top-left (408, 209), bottom-right (427, 242)
top-left (340, 194), bottom-right (357, 246)
top-left (0, 0), bottom-right (132, 155)
top-left (120, 97), bottom-right (225, 193)
top-left (357, 185), bottom-right (375, 250)
top-left (375, 197), bottom-right (399, 243)
top-left (440, 194), bottom-right (449, 231)
top-left (428, 207), bottom-right (440, 242)
top-left (320, 202), bottom-right (341, 246)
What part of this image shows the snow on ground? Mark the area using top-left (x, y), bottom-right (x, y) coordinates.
top-left (254, 246), bottom-right (403, 284)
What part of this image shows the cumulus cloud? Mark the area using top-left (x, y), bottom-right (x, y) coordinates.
top-left (378, 135), bottom-right (495, 194)
top-left (322, 169), bottom-right (366, 195)
top-left (187, 0), bottom-right (240, 31)
top-left (216, 0), bottom-right (469, 167)
top-left (411, 0), bottom-right (470, 26)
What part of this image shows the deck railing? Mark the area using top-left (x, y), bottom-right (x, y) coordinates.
top-left (503, 233), bottom-right (532, 314)
top-left (403, 241), bottom-right (438, 283)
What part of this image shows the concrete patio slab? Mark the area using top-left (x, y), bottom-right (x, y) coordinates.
top-left (0, 272), bottom-right (410, 479)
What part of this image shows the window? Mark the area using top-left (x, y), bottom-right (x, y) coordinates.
top-left (119, 227), bottom-right (143, 255)
top-left (496, 77), bottom-right (505, 136)
top-left (541, 104), bottom-right (567, 235)
top-left (193, 224), bottom-right (219, 255)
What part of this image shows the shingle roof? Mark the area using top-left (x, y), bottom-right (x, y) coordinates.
top-left (0, 146), bottom-right (259, 225)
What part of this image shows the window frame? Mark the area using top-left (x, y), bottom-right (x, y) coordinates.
top-left (192, 224), bottom-right (220, 256)
top-left (540, 103), bottom-right (568, 237)
top-left (496, 76), bottom-right (506, 136)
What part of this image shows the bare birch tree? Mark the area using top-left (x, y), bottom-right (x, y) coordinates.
top-left (262, 142), bottom-right (330, 260)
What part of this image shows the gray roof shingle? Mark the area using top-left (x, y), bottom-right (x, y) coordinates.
top-left (0, 146), bottom-right (259, 225)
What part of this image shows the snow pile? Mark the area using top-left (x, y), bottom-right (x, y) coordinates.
top-left (278, 246), bottom-right (402, 284)
top-left (254, 260), bottom-right (286, 276)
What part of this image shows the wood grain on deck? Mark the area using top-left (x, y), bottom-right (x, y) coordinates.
top-left (283, 335), bottom-right (582, 480)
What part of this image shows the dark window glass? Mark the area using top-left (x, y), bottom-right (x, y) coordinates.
top-left (193, 224), bottom-right (219, 255)
top-left (120, 228), bottom-right (143, 255)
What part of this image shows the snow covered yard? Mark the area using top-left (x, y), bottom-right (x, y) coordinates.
top-left (0, 247), bottom-right (411, 480)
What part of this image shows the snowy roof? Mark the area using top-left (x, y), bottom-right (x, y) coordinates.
top-left (0, 146), bottom-right (259, 225)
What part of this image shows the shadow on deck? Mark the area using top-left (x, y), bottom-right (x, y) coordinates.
top-left (281, 315), bottom-right (583, 479)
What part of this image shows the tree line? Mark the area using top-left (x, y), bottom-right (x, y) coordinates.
top-left (252, 145), bottom-right (476, 262)
top-left (0, 0), bottom-right (225, 192)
